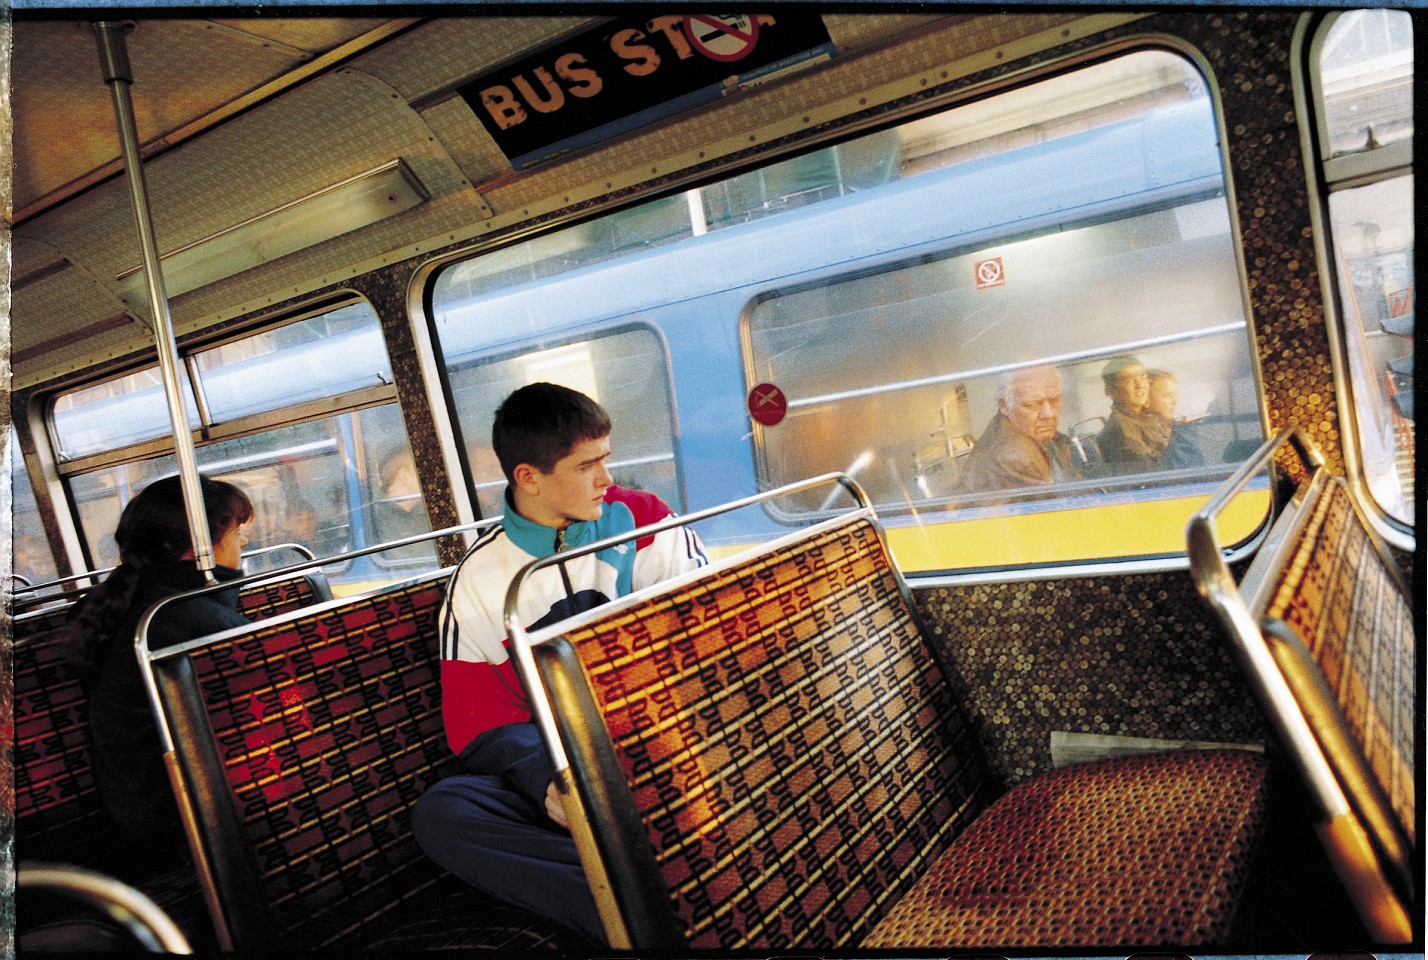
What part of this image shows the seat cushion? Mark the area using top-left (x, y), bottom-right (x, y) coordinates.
top-left (862, 748), bottom-right (1270, 948)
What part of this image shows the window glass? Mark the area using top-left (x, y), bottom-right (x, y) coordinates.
top-left (70, 406), bottom-right (436, 582)
top-left (430, 49), bottom-right (1266, 571)
top-left (445, 329), bottom-right (680, 519)
top-left (1315, 10), bottom-right (1414, 529)
top-left (1318, 9), bottom-right (1413, 156)
top-left (52, 368), bottom-right (200, 462)
top-left (57, 299), bottom-right (431, 589)
top-left (9, 427), bottom-right (60, 587)
top-left (192, 302), bottom-right (391, 422)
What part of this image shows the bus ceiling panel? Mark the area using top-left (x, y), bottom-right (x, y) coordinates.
top-left (9, 17), bottom-right (412, 224)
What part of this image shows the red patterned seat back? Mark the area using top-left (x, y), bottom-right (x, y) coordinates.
top-left (539, 516), bottom-right (994, 949)
top-left (154, 573), bottom-right (455, 950)
top-left (12, 571), bottom-right (335, 869)
top-left (235, 570), bottom-right (332, 621)
top-left (12, 603), bottom-right (100, 864)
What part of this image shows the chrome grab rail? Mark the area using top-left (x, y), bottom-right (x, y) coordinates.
top-left (1186, 426), bottom-right (1414, 942)
top-left (503, 472), bottom-right (870, 789)
top-left (502, 471), bottom-right (870, 948)
top-left (10, 543), bottom-right (316, 615)
top-left (17, 862), bottom-right (193, 953)
top-left (1185, 427), bottom-right (1343, 814)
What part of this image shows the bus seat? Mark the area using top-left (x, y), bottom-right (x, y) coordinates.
top-left (149, 571), bottom-right (584, 953)
top-left (525, 493), bottom-right (1271, 949)
top-left (1187, 427), bottom-right (1416, 944)
top-left (12, 572), bottom-right (339, 894)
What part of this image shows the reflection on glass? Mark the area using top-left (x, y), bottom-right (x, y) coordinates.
top-left (67, 404), bottom-right (435, 583)
top-left (1319, 10), bottom-right (1413, 156)
top-left (1328, 175), bottom-right (1414, 524)
top-left (9, 426), bottom-right (60, 586)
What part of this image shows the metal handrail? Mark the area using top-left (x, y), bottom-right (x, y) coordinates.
top-left (503, 472), bottom-right (870, 784)
top-left (1185, 425), bottom-right (1414, 941)
top-left (10, 543), bottom-right (318, 615)
top-left (17, 862), bottom-right (193, 953)
top-left (1185, 427), bottom-right (1344, 814)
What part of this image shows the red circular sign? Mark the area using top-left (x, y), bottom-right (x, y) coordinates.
top-left (748, 383), bottom-right (787, 426)
top-left (684, 14), bottom-right (761, 63)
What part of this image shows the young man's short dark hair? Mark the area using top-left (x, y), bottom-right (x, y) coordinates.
top-left (492, 382), bottom-right (612, 483)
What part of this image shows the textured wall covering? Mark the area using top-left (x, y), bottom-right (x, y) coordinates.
top-left (915, 573), bottom-right (1268, 787)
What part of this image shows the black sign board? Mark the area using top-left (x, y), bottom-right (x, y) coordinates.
top-left (459, 14), bottom-right (836, 169)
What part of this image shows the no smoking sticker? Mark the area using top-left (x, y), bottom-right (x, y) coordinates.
top-left (748, 382), bottom-right (787, 426)
top-left (975, 257), bottom-right (1005, 289)
top-left (685, 15), bottom-right (761, 62)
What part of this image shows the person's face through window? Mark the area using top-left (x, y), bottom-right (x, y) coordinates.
top-left (1148, 377), bottom-right (1178, 420)
top-left (1002, 367), bottom-right (1063, 444)
top-left (1107, 364), bottom-right (1150, 412)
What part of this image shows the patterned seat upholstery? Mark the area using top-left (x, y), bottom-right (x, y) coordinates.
top-left (1262, 479), bottom-right (1415, 845)
top-left (12, 570), bottom-right (333, 870)
top-left (152, 572), bottom-right (582, 953)
top-left (863, 748), bottom-right (1267, 946)
top-left (535, 514), bottom-right (1270, 949)
top-left (1189, 434), bottom-right (1416, 943)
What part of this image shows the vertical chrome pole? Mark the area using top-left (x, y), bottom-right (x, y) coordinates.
top-left (93, 21), bottom-right (215, 581)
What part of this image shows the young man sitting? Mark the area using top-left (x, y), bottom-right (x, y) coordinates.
top-left (412, 382), bottom-right (707, 944)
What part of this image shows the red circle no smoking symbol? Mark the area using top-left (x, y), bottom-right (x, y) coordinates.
top-left (748, 383), bottom-right (787, 426)
top-left (684, 15), bottom-right (761, 63)
top-left (975, 257), bottom-right (1005, 289)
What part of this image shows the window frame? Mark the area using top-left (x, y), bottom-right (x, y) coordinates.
top-left (1296, 10), bottom-right (1416, 550)
top-left (414, 37), bottom-right (1273, 578)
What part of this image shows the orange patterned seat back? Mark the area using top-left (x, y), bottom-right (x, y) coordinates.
top-left (1261, 477), bottom-right (1416, 844)
top-left (539, 516), bottom-right (994, 949)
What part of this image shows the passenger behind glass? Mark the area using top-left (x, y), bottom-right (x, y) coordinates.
top-left (956, 364), bottom-right (1082, 498)
top-left (59, 475), bottom-right (254, 880)
top-left (370, 450), bottom-right (433, 562)
top-left (1147, 369), bottom-right (1205, 470)
top-left (1095, 355), bottom-right (1170, 473)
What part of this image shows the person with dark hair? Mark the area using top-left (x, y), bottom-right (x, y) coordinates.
top-left (1096, 355), bottom-right (1171, 472)
top-left (61, 474), bottom-right (255, 876)
top-left (412, 382), bottom-right (708, 944)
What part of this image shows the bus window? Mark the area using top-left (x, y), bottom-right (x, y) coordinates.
top-left (742, 50), bottom-right (1264, 568)
top-left (52, 368), bottom-right (200, 462)
top-left (191, 302), bottom-right (392, 423)
top-left (443, 328), bottom-right (681, 519)
top-left (9, 426), bottom-right (60, 586)
top-left (428, 48), bottom-right (1266, 572)
top-left (1310, 10), bottom-right (1414, 534)
top-left (50, 299), bottom-right (433, 587)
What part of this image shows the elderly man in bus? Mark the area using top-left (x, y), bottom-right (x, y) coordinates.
top-left (956, 364), bottom-right (1081, 495)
